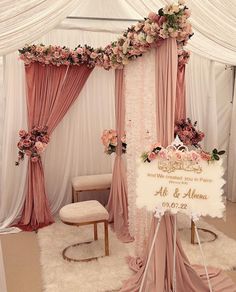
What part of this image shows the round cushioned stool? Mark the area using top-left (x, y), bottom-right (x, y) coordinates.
top-left (59, 200), bottom-right (109, 262)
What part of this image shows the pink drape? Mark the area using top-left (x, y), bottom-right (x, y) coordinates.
top-left (175, 65), bottom-right (186, 121)
top-left (106, 69), bottom-right (133, 243)
top-left (121, 39), bottom-right (236, 291)
top-left (17, 63), bottom-right (93, 231)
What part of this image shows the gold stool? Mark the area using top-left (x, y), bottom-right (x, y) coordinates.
top-left (59, 200), bottom-right (109, 262)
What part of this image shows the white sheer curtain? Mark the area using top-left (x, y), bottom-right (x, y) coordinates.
top-left (186, 53), bottom-right (218, 151)
top-left (0, 29), bottom-right (117, 230)
top-left (186, 53), bottom-right (234, 197)
top-left (0, 53), bottom-right (28, 230)
top-left (0, 0), bottom-right (80, 55)
top-left (228, 72), bottom-right (236, 202)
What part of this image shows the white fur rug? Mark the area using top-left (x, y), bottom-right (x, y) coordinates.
top-left (38, 217), bottom-right (236, 292)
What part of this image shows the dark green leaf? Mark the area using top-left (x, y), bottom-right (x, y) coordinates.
top-left (218, 150), bottom-right (225, 155)
top-left (212, 148), bottom-right (218, 154)
top-left (214, 154), bottom-right (220, 160)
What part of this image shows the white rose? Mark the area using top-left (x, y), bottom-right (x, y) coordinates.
top-left (172, 4), bottom-right (180, 13)
top-left (146, 35), bottom-right (154, 43)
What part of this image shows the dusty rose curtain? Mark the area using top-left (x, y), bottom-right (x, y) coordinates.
top-left (106, 69), bottom-right (133, 243)
top-left (175, 65), bottom-right (186, 121)
top-left (121, 39), bottom-right (236, 291)
top-left (17, 63), bottom-right (93, 231)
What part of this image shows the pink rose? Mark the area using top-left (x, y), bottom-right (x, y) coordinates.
top-left (31, 156), bottom-right (39, 163)
top-left (175, 151), bottom-right (182, 161)
top-left (112, 47), bottom-right (119, 55)
top-left (148, 12), bottom-right (160, 23)
top-left (184, 9), bottom-right (191, 17)
top-left (25, 150), bottom-right (32, 156)
top-left (23, 139), bottom-right (31, 148)
top-left (54, 51), bottom-right (60, 58)
top-left (200, 151), bottom-right (211, 161)
top-left (148, 152), bottom-right (156, 161)
top-left (19, 129), bottom-right (27, 138)
top-left (190, 151), bottom-right (200, 162)
top-left (158, 150), bottom-right (167, 159)
top-left (90, 52), bottom-right (98, 59)
top-left (17, 141), bottom-right (24, 150)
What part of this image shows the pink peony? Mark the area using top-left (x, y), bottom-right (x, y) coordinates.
top-left (35, 141), bottom-right (45, 153)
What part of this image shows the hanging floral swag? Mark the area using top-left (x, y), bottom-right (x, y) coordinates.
top-left (15, 126), bottom-right (50, 165)
top-left (19, 0), bottom-right (192, 70)
top-left (101, 129), bottom-right (126, 155)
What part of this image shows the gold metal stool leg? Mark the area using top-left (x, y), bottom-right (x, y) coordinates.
top-left (94, 223), bottom-right (98, 240)
top-left (104, 221), bottom-right (109, 256)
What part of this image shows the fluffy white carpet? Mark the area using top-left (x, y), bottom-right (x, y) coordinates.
top-left (38, 217), bottom-right (236, 292)
top-left (37, 221), bottom-right (134, 292)
top-left (178, 214), bottom-right (236, 271)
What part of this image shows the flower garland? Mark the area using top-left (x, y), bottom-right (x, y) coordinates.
top-left (174, 118), bottom-right (205, 147)
top-left (141, 143), bottom-right (225, 164)
top-left (15, 126), bottom-right (50, 165)
top-left (101, 129), bottom-right (126, 154)
top-left (19, 0), bottom-right (192, 70)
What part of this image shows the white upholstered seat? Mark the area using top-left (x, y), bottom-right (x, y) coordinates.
top-left (59, 200), bottom-right (109, 223)
top-left (71, 173), bottom-right (112, 191)
top-left (71, 173), bottom-right (112, 203)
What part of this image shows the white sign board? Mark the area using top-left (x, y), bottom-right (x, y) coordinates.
top-left (136, 157), bottom-right (225, 218)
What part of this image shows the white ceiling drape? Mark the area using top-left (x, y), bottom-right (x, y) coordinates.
top-left (0, 0), bottom-right (80, 56)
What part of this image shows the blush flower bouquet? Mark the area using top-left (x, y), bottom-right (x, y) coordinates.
top-left (174, 118), bottom-right (205, 147)
top-left (15, 126), bottom-right (50, 165)
top-left (101, 129), bottom-right (126, 155)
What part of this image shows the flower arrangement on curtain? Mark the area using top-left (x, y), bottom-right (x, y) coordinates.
top-left (174, 118), bottom-right (204, 147)
top-left (101, 129), bottom-right (126, 154)
top-left (19, 1), bottom-right (192, 70)
top-left (15, 126), bottom-right (49, 165)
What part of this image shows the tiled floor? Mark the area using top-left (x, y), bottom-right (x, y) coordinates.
top-left (1, 201), bottom-right (236, 292)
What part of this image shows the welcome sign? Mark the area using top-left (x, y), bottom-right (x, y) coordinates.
top-left (136, 145), bottom-right (225, 218)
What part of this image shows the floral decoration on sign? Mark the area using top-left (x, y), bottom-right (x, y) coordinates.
top-left (19, 0), bottom-right (192, 70)
top-left (141, 141), bottom-right (225, 169)
top-left (15, 126), bottom-right (50, 165)
top-left (174, 118), bottom-right (205, 148)
top-left (101, 129), bottom-right (126, 155)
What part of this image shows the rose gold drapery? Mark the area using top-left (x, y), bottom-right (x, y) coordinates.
top-left (17, 63), bottom-right (93, 231)
top-left (106, 69), bottom-right (133, 242)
